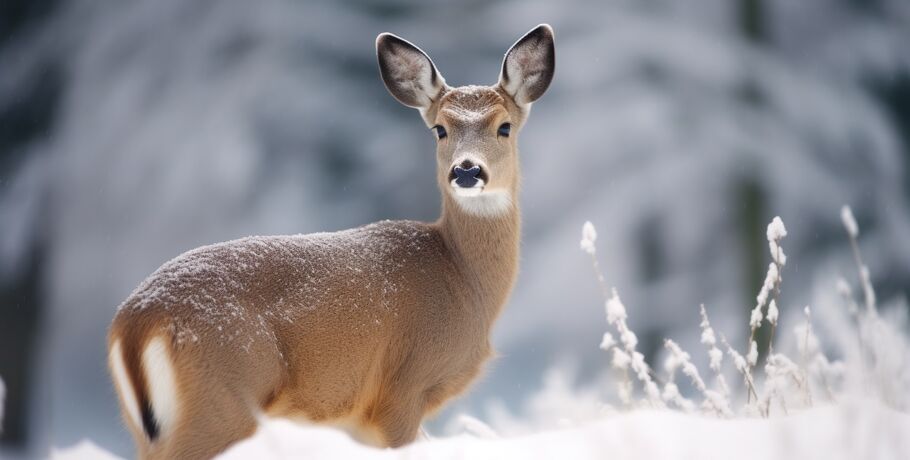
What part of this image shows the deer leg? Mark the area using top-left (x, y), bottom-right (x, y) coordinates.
top-left (369, 388), bottom-right (426, 448)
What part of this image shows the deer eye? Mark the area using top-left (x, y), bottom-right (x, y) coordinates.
top-left (433, 125), bottom-right (447, 140)
top-left (497, 122), bottom-right (511, 137)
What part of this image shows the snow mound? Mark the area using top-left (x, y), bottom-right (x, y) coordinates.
top-left (51, 440), bottom-right (124, 460)
top-left (46, 400), bottom-right (910, 460)
top-left (217, 400), bottom-right (908, 460)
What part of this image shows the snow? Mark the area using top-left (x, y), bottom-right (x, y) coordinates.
top-left (746, 340), bottom-right (759, 367)
top-left (51, 440), bottom-right (123, 460)
top-left (48, 401), bottom-right (910, 460)
top-left (611, 348), bottom-right (631, 370)
top-left (767, 217), bottom-right (788, 267)
top-left (217, 402), bottom-right (910, 460)
top-left (840, 205), bottom-right (859, 238)
top-left (726, 343), bottom-right (749, 374)
top-left (749, 302), bottom-right (764, 329)
top-left (598, 332), bottom-right (615, 351)
top-left (451, 415), bottom-right (498, 440)
top-left (579, 221), bottom-right (597, 255)
top-left (663, 338), bottom-right (729, 415)
top-left (766, 216), bottom-right (788, 242)
top-left (604, 290), bottom-right (627, 324)
top-left (766, 299), bottom-right (779, 326)
top-left (698, 305), bottom-right (725, 375)
top-left (755, 263), bottom-right (779, 312)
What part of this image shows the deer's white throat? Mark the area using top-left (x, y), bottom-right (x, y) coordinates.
top-left (450, 188), bottom-right (512, 217)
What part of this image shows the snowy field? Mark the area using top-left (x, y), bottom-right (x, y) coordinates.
top-left (49, 401), bottom-right (910, 460)
top-left (45, 213), bottom-right (910, 459)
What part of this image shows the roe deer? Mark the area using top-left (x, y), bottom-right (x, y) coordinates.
top-left (108, 24), bottom-right (555, 459)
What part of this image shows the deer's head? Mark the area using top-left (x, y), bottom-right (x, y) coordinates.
top-left (377, 25), bottom-right (555, 217)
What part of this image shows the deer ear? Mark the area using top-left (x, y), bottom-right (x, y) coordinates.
top-left (376, 33), bottom-right (446, 112)
top-left (499, 24), bottom-right (555, 106)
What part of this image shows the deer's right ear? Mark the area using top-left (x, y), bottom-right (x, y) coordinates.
top-left (376, 33), bottom-right (446, 113)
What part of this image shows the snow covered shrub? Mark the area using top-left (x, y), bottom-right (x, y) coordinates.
top-left (583, 208), bottom-right (909, 418)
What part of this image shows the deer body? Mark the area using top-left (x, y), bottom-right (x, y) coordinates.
top-left (109, 25), bottom-right (554, 459)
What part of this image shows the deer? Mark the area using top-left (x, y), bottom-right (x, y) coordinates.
top-left (107, 24), bottom-right (555, 459)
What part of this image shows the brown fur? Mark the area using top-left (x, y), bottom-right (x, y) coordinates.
top-left (108, 25), bottom-right (554, 459)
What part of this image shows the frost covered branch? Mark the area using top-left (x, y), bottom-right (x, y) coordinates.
top-left (699, 305), bottom-right (730, 400)
top-left (583, 222), bottom-right (663, 409)
top-left (664, 339), bottom-right (732, 416)
top-left (749, 217), bottom-right (787, 372)
top-left (840, 206), bottom-right (876, 315)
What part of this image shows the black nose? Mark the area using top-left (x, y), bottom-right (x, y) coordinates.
top-left (452, 161), bottom-right (482, 188)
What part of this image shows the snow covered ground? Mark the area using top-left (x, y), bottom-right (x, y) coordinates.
top-left (48, 400), bottom-right (909, 460)
top-left (222, 400), bottom-right (910, 460)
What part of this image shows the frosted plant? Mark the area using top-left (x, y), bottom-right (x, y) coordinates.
top-left (660, 380), bottom-right (695, 413)
top-left (835, 278), bottom-right (860, 317)
top-left (581, 221), bottom-right (609, 300)
top-left (600, 332), bottom-right (616, 351)
top-left (759, 352), bottom-right (804, 415)
top-left (606, 289), bottom-right (663, 408)
top-left (580, 221), bottom-right (597, 255)
top-left (580, 209), bottom-right (906, 421)
top-left (840, 206), bottom-right (859, 239)
top-left (766, 216), bottom-right (788, 266)
top-left (582, 222), bottom-right (663, 409)
top-left (720, 334), bottom-right (761, 415)
top-left (841, 206), bottom-right (876, 315)
top-left (699, 305), bottom-right (731, 402)
top-left (759, 304), bottom-right (814, 416)
top-left (795, 307), bottom-right (841, 403)
top-left (837, 206), bottom-right (909, 409)
top-left (664, 339), bottom-right (731, 416)
top-left (662, 340), bottom-right (695, 412)
top-left (599, 315), bottom-right (632, 405)
top-left (766, 299), bottom-right (779, 328)
top-left (746, 340), bottom-right (760, 368)
top-left (749, 216), bottom-right (788, 368)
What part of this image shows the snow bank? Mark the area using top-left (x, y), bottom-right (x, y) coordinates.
top-left (50, 440), bottom-right (123, 460)
top-left (49, 400), bottom-right (909, 460)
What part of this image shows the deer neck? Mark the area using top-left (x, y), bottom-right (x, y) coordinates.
top-left (436, 188), bottom-right (521, 322)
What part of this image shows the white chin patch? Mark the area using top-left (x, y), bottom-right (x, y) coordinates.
top-left (451, 188), bottom-right (513, 217)
top-left (453, 186), bottom-right (483, 197)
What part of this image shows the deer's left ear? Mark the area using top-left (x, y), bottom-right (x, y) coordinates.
top-left (499, 24), bottom-right (555, 107)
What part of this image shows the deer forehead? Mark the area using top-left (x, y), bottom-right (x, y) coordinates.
top-left (437, 86), bottom-right (509, 128)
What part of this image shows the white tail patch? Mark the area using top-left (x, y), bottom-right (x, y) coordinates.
top-left (142, 337), bottom-right (180, 436)
top-left (109, 340), bottom-right (142, 431)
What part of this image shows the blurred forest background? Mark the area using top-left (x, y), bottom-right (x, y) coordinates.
top-left (1, 0), bottom-right (908, 457)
